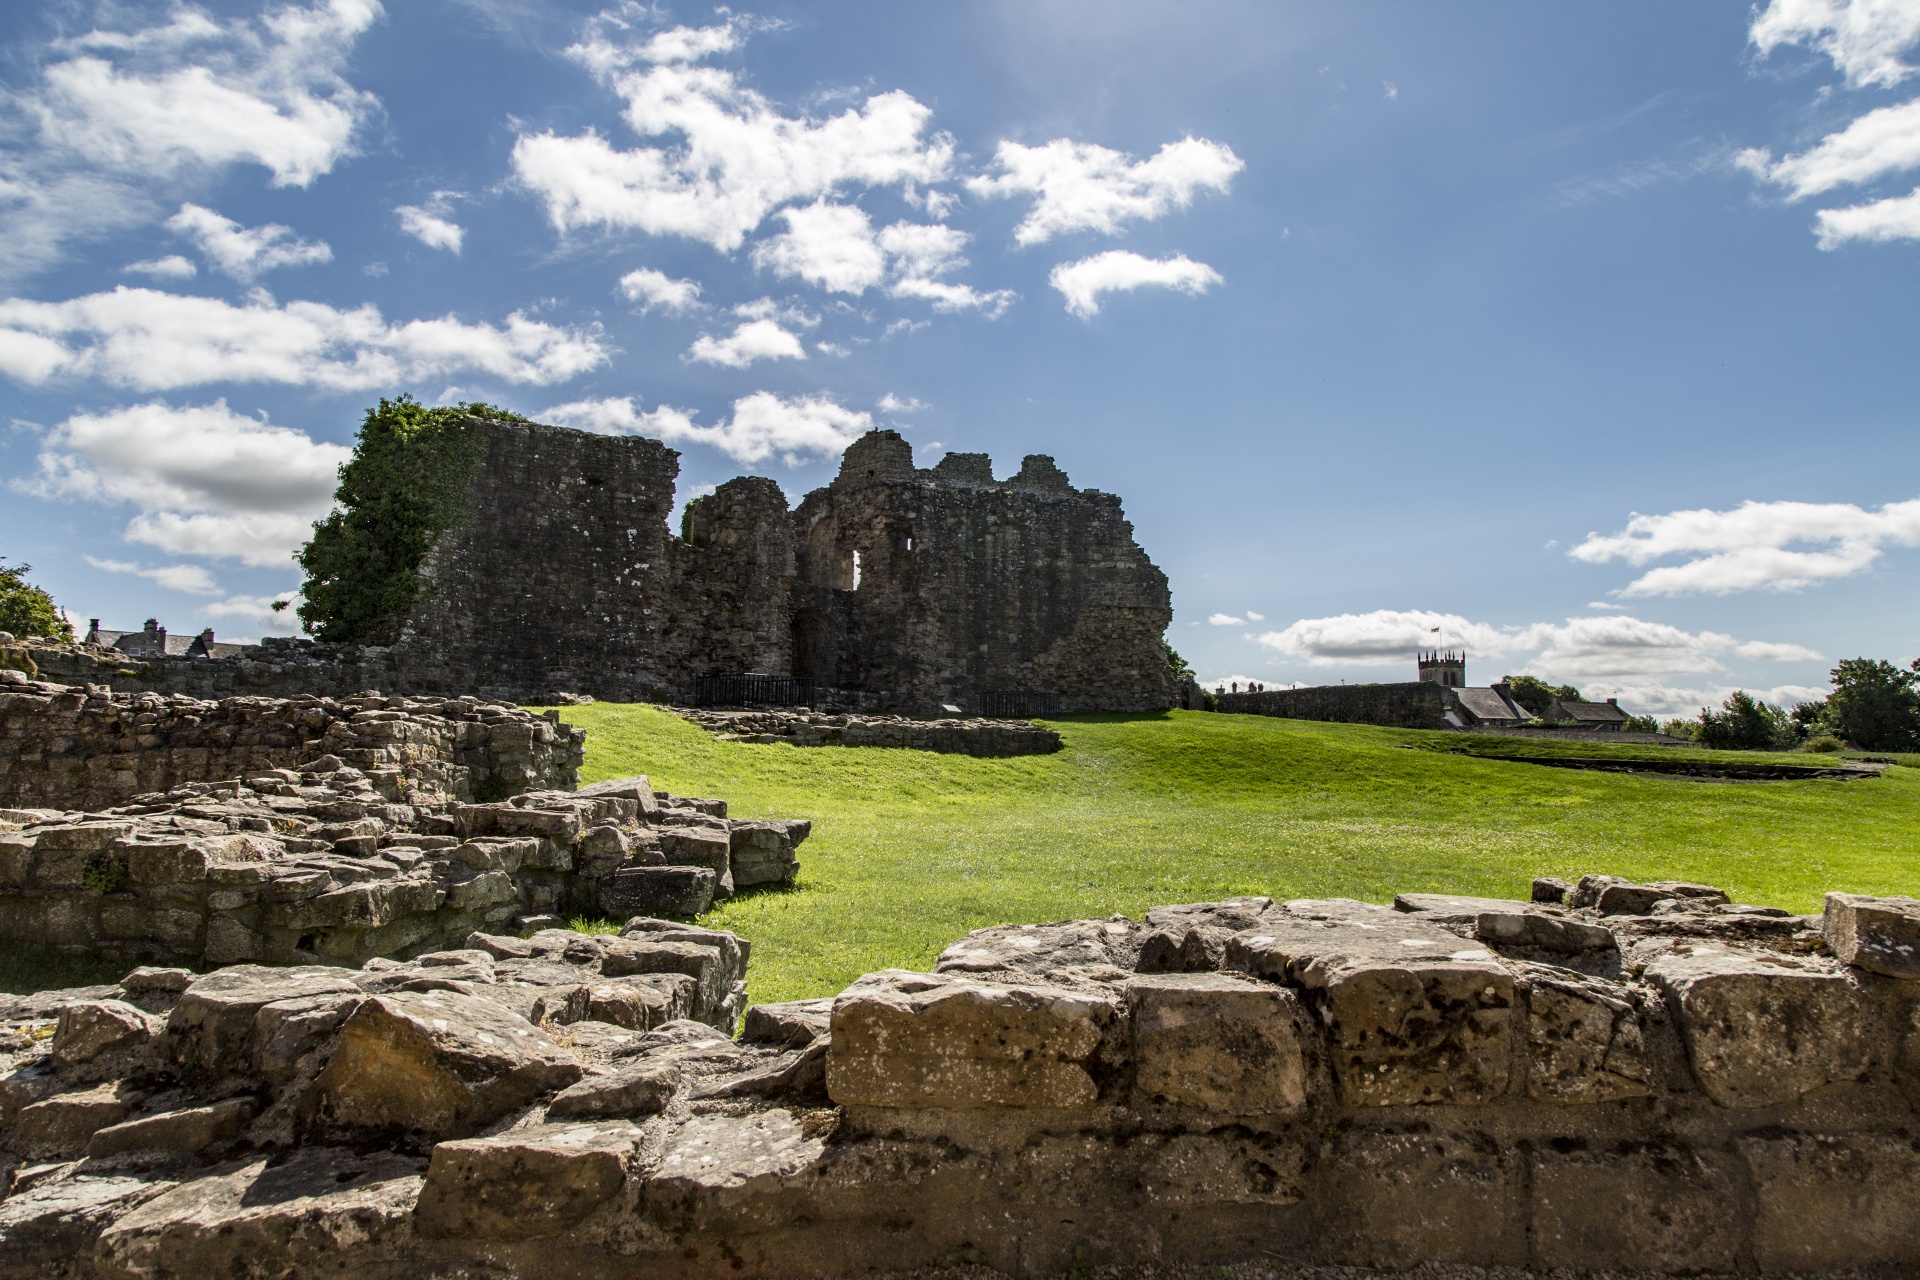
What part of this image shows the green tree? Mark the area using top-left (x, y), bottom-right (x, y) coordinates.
top-left (296, 398), bottom-right (524, 642)
top-left (1660, 717), bottom-right (1699, 741)
top-left (1162, 640), bottom-right (1195, 683)
top-left (1620, 714), bottom-right (1659, 733)
top-left (1499, 674), bottom-right (1582, 717)
top-left (0, 560), bottom-right (73, 641)
top-left (1822, 658), bottom-right (1920, 751)
top-left (1696, 690), bottom-right (1794, 750)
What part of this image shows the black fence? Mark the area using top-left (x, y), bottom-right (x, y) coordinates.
top-left (692, 675), bottom-right (815, 708)
top-left (974, 690), bottom-right (1062, 719)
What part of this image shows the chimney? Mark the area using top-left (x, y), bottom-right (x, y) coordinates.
top-left (1606, 697), bottom-right (1618, 707)
top-left (200, 628), bottom-right (214, 642)
top-left (88, 618), bottom-right (100, 635)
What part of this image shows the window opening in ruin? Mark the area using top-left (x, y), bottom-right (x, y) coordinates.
top-left (906, 537), bottom-right (913, 551)
top-left (851, 549), bottom-right (862, 590)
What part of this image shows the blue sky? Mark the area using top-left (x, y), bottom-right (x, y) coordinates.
top-left (3, 0), bottom-right (1918, 716)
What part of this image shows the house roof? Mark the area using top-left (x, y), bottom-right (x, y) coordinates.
top-left (1451, 687), bottom-right (1529, 723)
top-left (1553, 699), bottom-right (1630, 723)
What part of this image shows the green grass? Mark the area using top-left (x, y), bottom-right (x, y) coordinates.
top-left (552, 705), bottom-right (1920, 1005)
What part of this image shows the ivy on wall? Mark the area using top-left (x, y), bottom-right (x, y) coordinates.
top-left (296, 398), bottom-right (525, 643)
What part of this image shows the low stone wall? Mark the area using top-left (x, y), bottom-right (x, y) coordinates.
top-left (0, 672), bottom-right (585, 810)
top-left (4, 873), bottom-right (1917, 1276)
top-left (1215, 680), bottom-right (1449, 729)
top-left (672, 707), bottom-right (1062, 756)
top-left (0, 769), bottom-right (807, 968)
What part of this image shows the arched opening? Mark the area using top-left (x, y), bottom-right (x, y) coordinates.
top-left (791, 608), bottom-right (841, 684)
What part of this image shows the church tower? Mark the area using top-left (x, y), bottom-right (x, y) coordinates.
top-left (1417, 649), bottom-right (1465, 688)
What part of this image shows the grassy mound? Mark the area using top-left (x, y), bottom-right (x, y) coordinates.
top-left (558, 706), bottom-right (1920, 1004)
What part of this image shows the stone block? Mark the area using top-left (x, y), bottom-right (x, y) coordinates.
top-left (583, 977), bottom-right (693, 1030)
top-left (1523, 972), bottom-right (1649, 1103)
top-left (14, 1083), bottom-right (130, 1155)
top-left (442, 870), bottom-right (517, 911)
top-left (168, 965), bottom-right (361, 1073)
top-left (249, 992), bottom-right (362, 1083)
top-left (659, 827), bottom-right (734, 895)
top-left (1740, 1131), bottom-right (1920, 1269)
top-left (1823, 892), bottom-right (1920, 978)
top-left (271, 878), bottom-right (442, 930)
top-left (1227, 918), bottom-right (1513, 1106)
top-left (1530, 1146), bottom-right (1743, 1272)
top-left (314, 990), bottom-right (583, 1137)
top-left (741, 998), bottom-right (834, 1048)
top-left (1644, 945), bottom-right (1874, 1107)
top-left (546, 1059), bottom-right (680, 1119)
top-left (87, 1098), bottom-right (254, 1158)
top-left (0, 834), bottom-right (31, 887)
top-left (728, 819), bottom-right (807, 888)
top-left (643, 1109), bottom-right (827, 1236)
top-left (123, 839), bottom-right (213, 886)
top-left (1126, 972), bottom-right (1310, 1113)
top-left (51, 999), bottom-right (158, 1066)
top-left (414, 1122), bottom-right (639, 1240)
top-left (600, 865), bottom-right (715, 918)
top-left (1315, 1129), bottom-right (1526, 1269)
top-left (827, 970), bottom-right (1118, 1109)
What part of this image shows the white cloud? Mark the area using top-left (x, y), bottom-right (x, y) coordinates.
top-left (618, 266), bottom-right (701, 312)
top-left (512, 17), bottom-right (952, 252)
top-left (26, 0), bottom-right (383, 186)
top-left (752, 200), bottom-right (887, 293)
top-left (166, 203), bottom-right (331, 279)
top-left (1814, 184), bottom-right (1920, 244)
top-left (1208, 613), bottom-right (1245, 626)
top-left (395, 204), bottom-right (464, 253)
top-left (1737, 639), bottom-right (1827, 660)
top-left (748, 202), bottom-right (1015, 312)
top-left (29, 399), bottom-right (348, 566)
top-left (1049, 250), bottom-right (1223, 318)
top-left (84, 554), bottom-right (221, 595)
top-left (685, 317), bottom-right (807, 367)
top-left (966, 136), bottom-right (1243, 246)
top-left (203, 591), bottom-right (301, 634)
top-left (125, 255), bottom-right (197, 279)
top-left (1738, 97), bottom-right (1920, 199)
top-left (1751, 0), bottom-right (1920, 88)
top-left (0, 286), bottom-right (608, 390)
top-left (543, 390), bottom-right (871, 466)
top-left (1569, 497), bottom-right (1920, 595)
top-left (1247, 610), bottom-right (1265, 622)
top-left (1584, 681), bottom-right (1832, 719)
top-left (1254, 610), bottom-right (1516, 664)
top-left (876, 393), bottom-right (924, 413)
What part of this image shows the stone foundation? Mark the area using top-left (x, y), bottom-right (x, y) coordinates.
top-left (0, 671), bottom-right (585, 810)
top-left (671, 707), bottom-right (1062, 757)
top-left (4, 874), bottom-right (1918, 1276)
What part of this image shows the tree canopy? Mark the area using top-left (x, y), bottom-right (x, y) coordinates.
top-left (296, 398), bottom-right (524, 643)
top-left (0, 560), bottom-right (73, 642)
top-left (1498, 674), bottom-right (1582, 717)
top-left (1821, 657), bottom-right (1920, 752)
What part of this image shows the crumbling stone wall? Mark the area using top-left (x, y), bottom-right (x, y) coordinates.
top-left (6, 874), bottom-right (1919, 1276)
top-left (1215, 680), bottom-right (1450, 729)
top-left (0, 672), bottom-right (584, 811)
top-left (45, 422), bottom-right (1178, 712)
top-left (792, 431), bottom-right (1176, 712)
top-left (671, 708), bottom-right (1062, 757)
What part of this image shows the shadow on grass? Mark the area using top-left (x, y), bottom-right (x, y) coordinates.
top-left (1038, 711), bottom-right (1175, 725)
top-left (569, 879), bottom-right (808, 936)
top-left (0, 943), bottom-right (128, 996)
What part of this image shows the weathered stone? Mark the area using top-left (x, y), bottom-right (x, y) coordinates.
top-left (727, 819), bottom-right (808, 887)
top-left (828, 970), bottom-right (1118, 1109)
top-left (1571, 873), bottom-right (1728, 915)
top-left (1315, 1129), bottom-right (1526, 1269)
top-left (600, 865), bottom-right (715, 918)
top-left (1126, 972), bottom-right (1310, 1113)
top-left (313, 990), bottom-right (583, 1137)
top-left (414, 1122), bottom-right (641, 1240)
top-left (1740, 1131), bottom-right (1920, 1269)
top-left (1823, 891), bottom-right (1920, 978)
top-left (546, 1059), bottom-right (680, 1119)
top-left (0, 1170), bottom-right (174, 1276)
top-left (1531, 1146), bottom-right (1744, 1272)
top-left (13, 1083), bottom-right (130, 1155)
top-left (1393, 892), bottom-right (1616, 954)
top-left (87, 1098), bottom-right (254, 1157)
top-left (50, 999), bottom-right (158, 1066)
top-left (740, 998), bottom-right (833, 1048)
top-left (249, 992), bottom-right (362, 1083)
top-left (168, 965), bottom-right (361, 1073)
top-left (1644, 944), bottom-right (1874, 1107)
top-left (92, 1149), bottom-right (422, 1278)
top-left (658, 826), bottom-right (733, 896)
top-left (1521, 970), bottom-right (1649, 1103)
top-left (643, 1109), bottom-right (827, 1233)
top-left (1228, 914), bottom-right (1513, 1106)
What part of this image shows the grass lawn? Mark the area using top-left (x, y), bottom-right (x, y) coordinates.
top-left (554, 705), bottom-right (1920, 1005)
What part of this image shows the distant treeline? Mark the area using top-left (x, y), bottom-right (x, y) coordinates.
top-left (1661, 658), bottom-right (1920, 753)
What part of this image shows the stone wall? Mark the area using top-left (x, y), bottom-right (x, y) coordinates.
top-left (6, 873), bottom-right (1919, 1276)
top-left (671, 708), bottom-right (1062, 757)
top-left (1214, 679), bottom-right (1450, 729)
top-left (44, 420), bottom-right (1179, 713)
top-left (0, 672), bottom-right (584, 811)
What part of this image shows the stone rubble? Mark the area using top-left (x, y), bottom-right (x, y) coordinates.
top-left (671, 707), bottom-right (1063, 757)
top-left (1, 872), bottom-right (1917, 1276)
top-left (0, 749), bottom-right (809, 970)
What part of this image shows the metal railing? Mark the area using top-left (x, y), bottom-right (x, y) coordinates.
top-left (974, 690), bottom-right (1061, 719)
top-left (692, 675), bottom-right (815, 708)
